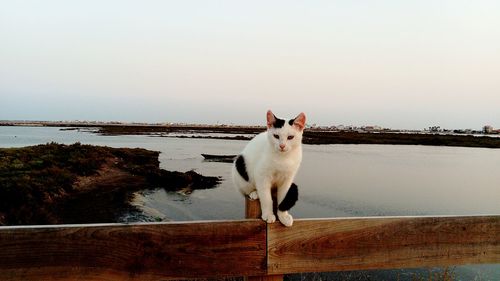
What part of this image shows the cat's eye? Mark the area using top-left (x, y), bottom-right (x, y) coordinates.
top-left (273, 134), bottom-right (280, 139)
top-left (287, 135), bottom-right (295, 140)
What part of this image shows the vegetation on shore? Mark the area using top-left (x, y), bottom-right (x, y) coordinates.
top-left (302, 131), bottom-right (500, 148)
top-left (0, 142), bottom-right (220, 225)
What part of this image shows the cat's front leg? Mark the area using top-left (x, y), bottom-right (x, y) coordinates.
top-left (276, 182), bottom-right (298, 227)
top-left (277, 210), bottom-right (293, 227)
top-left (256, 181), bottom-right (276, 223)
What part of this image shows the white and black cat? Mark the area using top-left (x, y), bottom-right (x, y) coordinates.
top-left (232, 110), bottom-right (306, 227)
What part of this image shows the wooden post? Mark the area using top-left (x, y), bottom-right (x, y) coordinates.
top-left (245, 189), bottom-right (278, 219)
top-left (245, 196), bottom-right (262, 219)
top-left (245, 195), bottom-right (283, 281)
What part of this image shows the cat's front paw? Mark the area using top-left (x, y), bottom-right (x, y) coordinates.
top-left (261, 213), bottom-right (276, 223)
top-left (248, 191), bottom-right (259, 200)
top-left (277, 211), bottom-right (294, 227)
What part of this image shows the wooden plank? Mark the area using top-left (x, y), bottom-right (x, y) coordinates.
top-left (246, 275), bottom-right (283, 281)
top-left (268, 216), bottom-right (500, 275)
top-left (0, 220), bottom-right (267, 280)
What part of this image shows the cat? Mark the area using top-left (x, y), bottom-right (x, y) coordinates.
top-left (232, 110), bottom-right (306, 227)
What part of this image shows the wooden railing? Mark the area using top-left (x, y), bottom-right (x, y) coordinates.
top-left (0, 198), bottom-right (498, 280)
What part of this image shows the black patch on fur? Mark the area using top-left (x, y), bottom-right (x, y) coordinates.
top-left (273, 116), bottom-right (285, 128)
top-left (288, 118), bottom-right (295, 126)
top-left (278, 183), bottom-right (299, 211)
top-left (235, 155), bottom-right (249, 182)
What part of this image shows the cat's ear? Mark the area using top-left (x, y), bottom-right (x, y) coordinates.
top-left (266, 110), bottom-right (276, 128)
top-left (293, 112), bottom-right (306, 131)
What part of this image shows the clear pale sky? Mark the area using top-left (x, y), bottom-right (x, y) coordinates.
top-left (1, 1), bottom-right (499, 129)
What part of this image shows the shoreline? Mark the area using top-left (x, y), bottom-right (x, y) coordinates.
top-left (2, 123), bottom-right (500, 148)
top-left (8, 123), bottom-right (497, 149)
top-left (0, 143), bottom-right (220, 226)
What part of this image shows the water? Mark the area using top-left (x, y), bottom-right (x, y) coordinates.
top-left (1, 126), bottom-right (499, 280)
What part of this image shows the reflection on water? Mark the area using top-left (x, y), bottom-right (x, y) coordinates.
top-left (298, 144), bottom-right (500, 217)
top-left (1, 126), bottom-right (499, 280)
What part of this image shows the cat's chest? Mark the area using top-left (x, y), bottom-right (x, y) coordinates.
top-left (267, 159), bottom-right (298, 187)
top-left (267, 156), bottom-right (299, 175)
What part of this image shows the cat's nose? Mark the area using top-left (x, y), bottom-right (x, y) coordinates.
top-left (279, 144), bottom-right (286, 150)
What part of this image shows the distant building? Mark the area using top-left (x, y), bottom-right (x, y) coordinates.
top-left (429, 126), bottom-right (441, 132)
top-left (362, 126), bottom-right (382, 132)
top-left (483, 125), bottom-right (494, 134)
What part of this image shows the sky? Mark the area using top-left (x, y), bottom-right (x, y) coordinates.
top-left (1, 1), bottom-right (499, 130)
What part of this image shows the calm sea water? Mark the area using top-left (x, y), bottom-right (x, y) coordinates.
top-left (1, 126), bottom-right (499, 280)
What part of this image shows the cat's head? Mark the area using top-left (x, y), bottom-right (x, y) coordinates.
top-left (266, 110), bottom-right (306, 153)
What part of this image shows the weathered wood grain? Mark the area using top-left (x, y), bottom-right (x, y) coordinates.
top-left (0, 220), bottom-right (267, 280)
top-left (246, 275), bottom-right (283, 281)
top-left (267, 216), bottom-right (500, 274)
top-left (245, 197), bottom-right (284, 281)
top-left (1, 214), bottom-right (498, 279)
